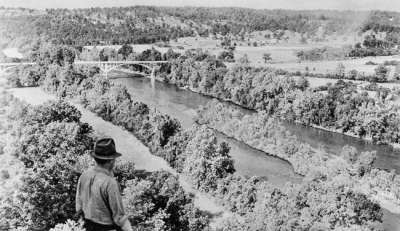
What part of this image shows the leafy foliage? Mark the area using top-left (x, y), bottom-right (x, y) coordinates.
top-left (4, 42), bottom-right (394, 230)
top-left (123, 171), bottom-right (210, 231)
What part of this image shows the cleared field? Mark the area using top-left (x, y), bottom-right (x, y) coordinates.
top-left (171, 36), bottom-right (336, 62)
top-left (169, 32), bottom-right (390, 72)
top-left (291, 76), bottom-right (400, 100)
top-left (165, 36), bottom-right (400, 86)
top-left (263, 56), bottom-right (400, 76)
top-left (291, 76), bottom-right (364, 88)
top-left (171, 37), bottom-right (329, 63)
top-left (234, 45), bottom-right (303, 63)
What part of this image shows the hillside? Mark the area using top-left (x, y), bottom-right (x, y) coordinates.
top-left (1, 6), bottom-right (400, 50)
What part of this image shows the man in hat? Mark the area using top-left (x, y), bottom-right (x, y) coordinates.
top-left (76, 138), bottom-right (133, 231)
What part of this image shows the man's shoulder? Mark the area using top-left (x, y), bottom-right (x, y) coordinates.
top-left (80, 167), bottom-right (96, 177)
top-left (81, 167), bottom-right (116, 182)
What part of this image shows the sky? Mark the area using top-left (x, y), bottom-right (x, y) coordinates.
top-left (0, 0), bottom-right (400, 12)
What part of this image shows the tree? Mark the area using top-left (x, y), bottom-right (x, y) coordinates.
top-left (218, 50), bottom-right (234, 62)
top-left (2, 100), bottom-right (96, 231)
top-left (183, 125), bottom-right (235, 192)
top-left (236, 54), bottom-right (250, 65)
top-left (262, 53), bottom-right (272, 63)
top-left (348, 70), bottom-right (358, 80)
top-left (340, 145), bottom-right (358, 163)
top-left (394, 63), bottom-right (400, 82)
top-left (336, 62), bottom-right (345, 77)
top-left (354, 151), bottom-right (377, 177)
top-left (118, 44), bottom-right (133, 60)
top-left (123, 171), bottom-right (210, 230)
top-left (374, 64), bottom-right (388, 82)
top-left (299, 37), bottom-right (307, 44)
top-left (296, 76), bottom-right (310, 91)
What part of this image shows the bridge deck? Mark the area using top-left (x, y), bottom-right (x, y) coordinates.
top-left (0, 61), bottom-right (168, 66)
top-left (0, 62), bottom-right (36, 66)
top-left (74, 61), bottom-right (168, 64)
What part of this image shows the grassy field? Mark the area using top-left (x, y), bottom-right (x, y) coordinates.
top-left (169, 30), bottom-right (391, 76)
top-left (264, 56), bottom-right (400, 76)
top-left (292, 76), bottom-right (400, 95)
top-left (170, 36), bottom-right (330, 63)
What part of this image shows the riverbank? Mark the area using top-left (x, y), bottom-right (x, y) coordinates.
top-left (154, 74), bottom-right (400, 149)
top-left (198, 122), bottom-right (304, 178)
top-left (7, 74), bottom-right (400, 230)
top-left (196, 101), bottom-right (400, 218)
top-left (7, 87), bottom-right (237, 230)
top-left (97, 69), bottom-right (400, 149)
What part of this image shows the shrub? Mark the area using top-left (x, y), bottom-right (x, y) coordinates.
top-left (123, 171), bottom-right (210, 230)
top-left (365, 61), bottom-right (378, 65)
top-left (49, 219), bottom-right (84, 231)
top-left (1, 170), bottom-right (10, 180)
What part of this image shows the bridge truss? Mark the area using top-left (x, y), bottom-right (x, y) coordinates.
top-left (74, 61), bottom-right (168, 79)
top-left (0, 61), bottom-right (168, 79)
top-left (0, 62), bottom-right (36, 74)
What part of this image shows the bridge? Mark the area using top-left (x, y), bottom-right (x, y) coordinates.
top-left (0, 62), bottom-right (36, 73)
top-left (0, 61), bottom-right (168, 79)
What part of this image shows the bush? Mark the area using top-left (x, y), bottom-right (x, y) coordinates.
top-left (365, 61), bottom-right (378, 65)
top-left (123, 171), bottom-right (210, 230)
top-left (49, 219), bottom-right (84, 231)
top-left (1, 100), bottom-right (96, 231)
top-left (1, 170), bottom-right (10, 180)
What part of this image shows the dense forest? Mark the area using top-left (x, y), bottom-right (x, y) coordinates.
top-left (165, 54), bottom-right (400, 145)
top-left (1, 42), bottom-right (386, 230)
top-left (2, 6), bottom-right (400, 51)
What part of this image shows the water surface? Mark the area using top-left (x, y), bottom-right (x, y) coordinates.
top-left (110, 73), bottom-right (400, 230)
top-left (111, 74), bottom-right (302, 189)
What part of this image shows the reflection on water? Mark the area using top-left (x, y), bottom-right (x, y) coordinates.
top-left (282, 121), bottom-right (400, 172)
top-left (214, 132), bottom-right (303, 189)
top-left (111, 73), bottom-right (399, 230)
top-left (111, 74), bottom-right (301, 189)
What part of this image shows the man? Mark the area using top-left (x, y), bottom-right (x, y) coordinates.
top-left (76, 138), bottom-right (133, 231)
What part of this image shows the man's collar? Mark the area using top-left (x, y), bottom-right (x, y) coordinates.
top-left (93, 165), bottom-right (114, 177)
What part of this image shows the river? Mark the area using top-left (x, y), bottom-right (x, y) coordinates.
top-left (110, 72), bottom-right (399, 230)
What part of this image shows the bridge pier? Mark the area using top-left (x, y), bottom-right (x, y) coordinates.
top-left (0, 66), bottom-right (7, 74)
top-left (98, 63), bottom-right (117, 79)
top-left (150, 66), bottom-right (155, 81)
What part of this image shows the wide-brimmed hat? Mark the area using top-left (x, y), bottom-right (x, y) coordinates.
top-left (90, 138), bottom-right (122, 160)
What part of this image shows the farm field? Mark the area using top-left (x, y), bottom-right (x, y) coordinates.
top-left (264, 56), bottom-right (400, 75)
top-left (291, 76), bottom-right (400, 90)
top-left (167, 31), bottom-right (398, 78)
top-left (170, 36), bottom-right (344, 63)
top-left (169, 29), bottom-right (385, 64)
